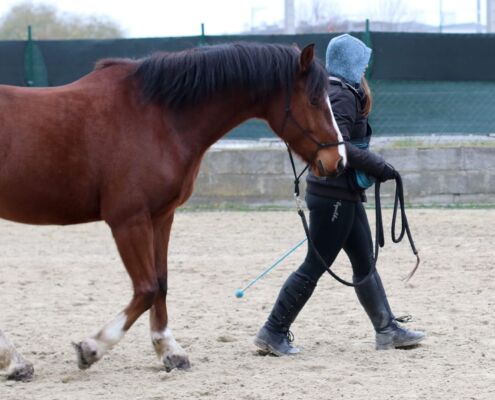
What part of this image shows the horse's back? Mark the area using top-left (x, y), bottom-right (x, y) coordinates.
top-left (0, 65), bottom-right (138, 225)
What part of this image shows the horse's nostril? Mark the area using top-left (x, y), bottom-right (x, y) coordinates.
top-left (337, 158), bottom-right (344, 174)
top-left (317, 160), bottom-right (326, 176)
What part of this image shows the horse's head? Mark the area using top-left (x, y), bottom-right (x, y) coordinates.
top-left (269, 44), bottom-right (347, 177)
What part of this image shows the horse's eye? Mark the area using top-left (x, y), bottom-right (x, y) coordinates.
top-left (310, 97), bottom-right (320, 106)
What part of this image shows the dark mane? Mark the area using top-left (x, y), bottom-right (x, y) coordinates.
top-left (132, 42), bottom-right (329, 109)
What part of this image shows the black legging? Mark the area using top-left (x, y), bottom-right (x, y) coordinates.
top-left (297, 192), bottom-right (374, 283)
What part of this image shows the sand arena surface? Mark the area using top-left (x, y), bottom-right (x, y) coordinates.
top-left (0, 209), bottom-right (494, 399)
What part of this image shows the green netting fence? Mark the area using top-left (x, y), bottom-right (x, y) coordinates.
top-left (228, 80), bottom-right (495, 138)
top-left (2, 30), bottom-right (495, 137)
top-left (369, 80), bottom-right (495, 135)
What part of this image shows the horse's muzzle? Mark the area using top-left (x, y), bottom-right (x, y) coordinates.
top-left (316, 157), bottom-right (345, 177)
top-left (316, 160), bottom-right (327, 176)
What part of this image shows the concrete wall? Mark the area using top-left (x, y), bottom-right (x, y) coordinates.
top-left (189, 145), bottom-right (495, 207)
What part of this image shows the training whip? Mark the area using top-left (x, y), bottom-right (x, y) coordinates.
top-left (234, 238), bottom-right (307, 298)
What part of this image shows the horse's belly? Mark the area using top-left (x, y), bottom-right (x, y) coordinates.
top-left (0, 184), bottom-right (100, 225)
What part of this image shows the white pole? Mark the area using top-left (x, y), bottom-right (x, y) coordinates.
top-left (477, 0), bottom-right (482, 32)
top-left (285, 0), bottom-right (296, 34)
top-left (488, 0), bottom-right (494, 32)
top-left (439, 0), bottom-right (444, 33)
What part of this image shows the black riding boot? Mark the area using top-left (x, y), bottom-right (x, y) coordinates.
top-left (353, 271), bottom-right (425, 350)
top-left (254, 270), bottom-right (316, 356)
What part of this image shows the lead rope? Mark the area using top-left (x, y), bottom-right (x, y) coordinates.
top-left (390, 174), bottom-right (420, 282)
top-left (286, 145), bottom-right (420, 287)
top-left (286, 145), bottom-right (375, 287)
top-left (374, 176), bottom-right (420, 282)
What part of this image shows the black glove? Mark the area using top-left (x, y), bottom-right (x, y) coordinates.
top-left (378, 163), bottom-right (398, 182)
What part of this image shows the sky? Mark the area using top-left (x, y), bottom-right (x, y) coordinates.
top-left (0, 0), bottom-right (488, 38)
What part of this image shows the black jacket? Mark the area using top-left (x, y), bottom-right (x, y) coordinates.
top-left (306, 78), bottom-right (386, 202)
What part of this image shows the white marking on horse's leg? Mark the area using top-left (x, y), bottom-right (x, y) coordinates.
top-left (151, 328), bottom-right (190, 371)
top-left (151, 327), bottom-right (186, 358)
top-left (76, 313), bottom-right (127, 369)
top-left (96, 312), bottom-right (128, 351)
top-left (92, 312), bottom-right (128, 355)
top-left (326, 97), bottom-right (347, 166)
top-left (0, 330), bottom-right (34, 381)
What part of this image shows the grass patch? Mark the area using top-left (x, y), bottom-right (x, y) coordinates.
top-left (388, 138), bottom-right (495, 149)
top-left (178, 202), bottom-right (495, 212)
top-left (365, 202), bottom-right (495, 210)
top-left (388, 138), bottom-right (426, 148)
top-left (178, 202), bottom-right (294, 212)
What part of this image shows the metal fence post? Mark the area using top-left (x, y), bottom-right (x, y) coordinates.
top-left (25, 26), bottom-right (34, 86)
top-left (23, 25), bottom-right (48, 87)
top-left (362, 19), bottom-right (373, 80)
top-left (199, 23), bottom-right (207, 46)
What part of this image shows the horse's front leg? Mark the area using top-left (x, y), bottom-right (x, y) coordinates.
top-left (74, 213), bottom-right (159, 369)
top-left (149, 214), bottom-right (190, 372)
top-left (0, 330), bottom-right (34, 381)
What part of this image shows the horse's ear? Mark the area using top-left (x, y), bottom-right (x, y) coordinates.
top-left (299, 43), bottom-right (315, 73)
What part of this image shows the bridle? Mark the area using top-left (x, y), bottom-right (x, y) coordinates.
top-left (281, 83), bottom-right (345, 155)
top-left (281, 83), bottom-right (344, 189)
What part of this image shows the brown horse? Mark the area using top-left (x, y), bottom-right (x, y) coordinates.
top-left (0, 42), bottom-right (346, 380)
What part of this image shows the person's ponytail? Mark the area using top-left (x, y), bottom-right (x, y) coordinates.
top-left (361, 76), bottom-right (372, 117)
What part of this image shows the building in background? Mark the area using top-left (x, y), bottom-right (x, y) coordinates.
top-left (254, 0), bottom-right (492, 35)
top-left (488, 0), bottom-right (495, 32)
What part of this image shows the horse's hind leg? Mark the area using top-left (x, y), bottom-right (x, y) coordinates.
top-left (0, 330), bottom-right (34, 381)
top-left (149, 214), bottom-right (190, 372)
top-left (74, 213), bottom-right (159, 370)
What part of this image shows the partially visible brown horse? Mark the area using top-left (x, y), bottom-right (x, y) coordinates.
top-left (0, 42), bottom-right (346, 380)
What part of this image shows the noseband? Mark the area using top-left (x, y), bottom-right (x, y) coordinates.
top-left (281, 108), bottom-right (343, 150)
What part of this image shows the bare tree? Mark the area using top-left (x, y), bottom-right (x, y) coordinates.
top-left (0, 1), bottom-right (125, 40)
top-left (297, 0), bottom-right (342, 32)
top-left (370, 0), bottom-right (418, 24)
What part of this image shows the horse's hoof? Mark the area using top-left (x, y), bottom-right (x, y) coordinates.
top-left (72, 340), bottom-right (100, 370)
top-left (163, 353), bottom-right (191, 372)
top-left (7, 362), bottom-right (34, 382)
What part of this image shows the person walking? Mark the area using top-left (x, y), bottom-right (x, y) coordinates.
top-left (254, 34), bottom-right (425, 356)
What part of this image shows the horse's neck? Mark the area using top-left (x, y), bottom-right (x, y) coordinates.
top-left (177, 92), bottom-right (267, 153)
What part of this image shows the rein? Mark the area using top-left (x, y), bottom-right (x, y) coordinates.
top-left (285, 147), bottom-right (420, 287)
